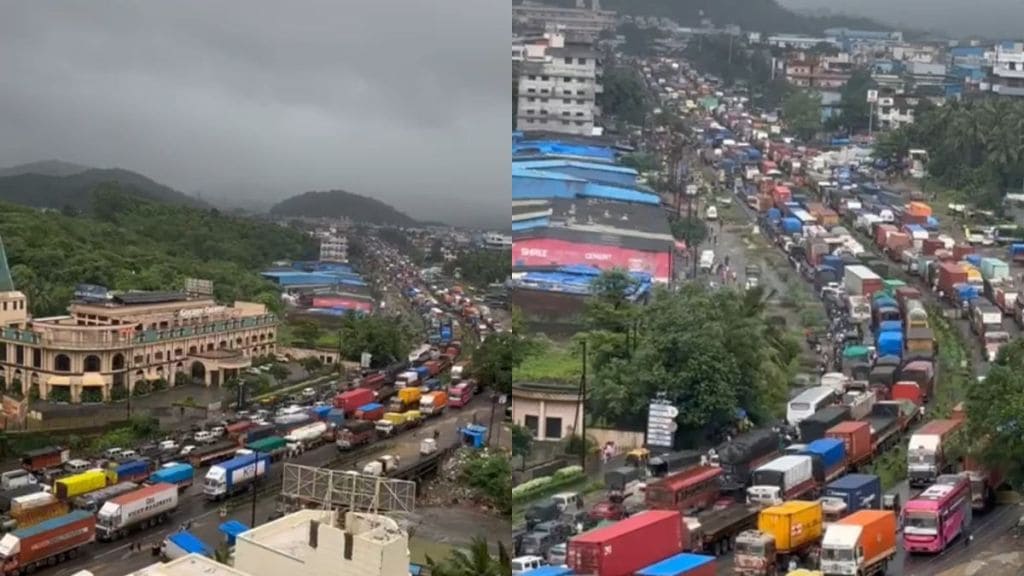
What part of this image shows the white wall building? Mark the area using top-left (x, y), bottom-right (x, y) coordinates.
top-left (985, 42), bottom-right (1024, 97)
top-left (318, 235), bottom-right (348, 263)
top-left (516, 32), bottom-right (602, 136)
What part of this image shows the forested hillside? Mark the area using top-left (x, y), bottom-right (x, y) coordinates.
top-left (0, 167), bottom-right (209, 211)
top-left (270, 190), bottom-right (417, 226)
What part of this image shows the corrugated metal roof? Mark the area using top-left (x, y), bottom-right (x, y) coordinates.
top-left (515, 159), bottom-right (638, 176)
top-left (512, 218), bottom-right (549, 232)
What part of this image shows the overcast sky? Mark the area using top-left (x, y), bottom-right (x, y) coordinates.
top-left (779, 0), bottom-right (1016, 39)
top-left (0, 1), bottom-right (508, 228)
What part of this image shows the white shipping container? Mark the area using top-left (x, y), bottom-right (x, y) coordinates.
top-left (759, 455), bottom-right (814, 491)
top-left (98, 484), bottom-right (178, 536)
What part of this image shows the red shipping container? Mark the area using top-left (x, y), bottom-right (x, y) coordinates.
top-left (360, 372), bottom-right (388, 391)
top-left (567, 510), bottom-right (685, 576)
top-left (937, 262), bottom-right (968, 295)
top-left (874, 224), bottom-right (897, 249)
top-left (334, 388), bottom-right (375, 415)
top-left (826, 421), bottom-right (872, 468)
top-left (425, 360), bottom-right (442, 377)
top-left (953, 244), bottom-right (975, 261)
top-left (891, 382), bottom-right (922, 406)
top-left (355, 404), bottom-right (385, 421)
top-left (922, 238), bottom-right (945, 256)
top-left (935, 249), bottom-right (954, 262)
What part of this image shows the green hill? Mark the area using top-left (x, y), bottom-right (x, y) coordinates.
top-left (0, 167), bottom-right (209, 211)
top-left (0, 160), bottom-right (91, 178)
top-left (0, 185), bottom-right (315, 316)
top-left (270, 190), bottom-right (417, 227)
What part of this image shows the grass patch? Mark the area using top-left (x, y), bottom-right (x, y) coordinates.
top-left (927, 305), bottom-right (972, 418)
top-left (516, 341), bottom-right (581, 384)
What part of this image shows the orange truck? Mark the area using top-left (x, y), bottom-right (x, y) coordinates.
top-left (419, 391), bottom-right (448, 416)
top-left (819, 510), bottom-right (896, 576)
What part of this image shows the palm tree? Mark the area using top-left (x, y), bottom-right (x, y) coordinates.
top-left (426, 538), bottom-right (511, 576)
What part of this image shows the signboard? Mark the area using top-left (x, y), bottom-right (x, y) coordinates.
top-left (177, 306), bottom-right (226, 320)
top-left (866, 90), bottom-right (878, 103)
top-left (360, 352), bottom-right (372, 369)
top-left (512, 238), bottom-right (672, 284)
top-left (185, 278), bottom-right (214, 297)
top-left (646, 401), bottom-right (679, 449)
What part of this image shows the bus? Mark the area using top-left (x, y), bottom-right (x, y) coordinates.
top-left (644, 465), bottom-right (723, 514)
top-left (902, 476), bottom-right (972, 554)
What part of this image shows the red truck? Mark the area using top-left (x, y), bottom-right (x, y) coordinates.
top-left (874, 224), bottom-right (898, 249)
top-left (568, 510), bottom-right (686, 576)
top-left (953, 244), bottom-right (975, 261)
top-left (20, 446), bottom-right (69, 473)
top-left (1, 510), bottom-right (95, 574)
top-left (890, 381), bottom-right (923, 406)
top-left (885, 232), bottom-right (912, 260)
top-left (335, 421), bottom-right (376, 450)
top-left (354, 403), bottom-right (385, 422)
top-left (334, 388), bottom-right (375, 416)
top-left (225, 421), bottom-right (253, 441)
top-left (922, 238), bottom-right (945, 256)
top-left (937, 262), bottom-right (968, 299)
top-left (448, 381), bottom-right (476, 408)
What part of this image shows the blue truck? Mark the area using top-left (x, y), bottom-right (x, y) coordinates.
top-left (820, 473), bottom-right (882, 524)
top-left (109, 459), bottom-right (151, 484)
top-left (202, 454), bottom-right (270, 501)
top-left (148, 463), bottom-right (195, 491)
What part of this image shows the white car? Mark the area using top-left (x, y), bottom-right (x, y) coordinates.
top-left (302, 387), bottom-right (317, 398)
top-left (179, 445), bottom-right (197, 456)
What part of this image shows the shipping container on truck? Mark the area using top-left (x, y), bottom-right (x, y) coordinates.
top-left (334, 388), bottom-right (375, 415)
top-left (0, 472), bottom-right (37, 493)
top-left (225, 420), bottom-right (253, 441)
top-left (106, 459), bottom-right (151, 484)
top-left (907, 419), bottom-right (964, 488)
top-left (448, 381), bottom-right (476, 408)
top-left (747, 455), bottom-right (816, 506)
top-left (800, 438), bottom-right (847, 484)
top-left (634, 552), bottom-right (716, 576)
top-left (820, 474), bottom-right (882, 524)
top-left (735, 501), bottom-right (823, 576)
top-left (54, 469), bottom-right (108, 501)
top-left (388, 387), bottom-right (422, 412)
top-left (0, 510), bottom-right (95, 574)
top-left (715, 428), bottom-right (781, 491)
top-left (71, 482), bottom-right (138, 513)
top-left (8, 493), bottom-right (68, 529)
top-left (843, 266), bottom-right (882, 297)
top-left (567, 510), bottom-right (685, 576)
top-left (245, 437), bottom-right (288, 461)
top-left (798, 406), bottom-right (851, 443)
top-left (96, 483), bottom-right (178, 541)
top-left (188, 440), bottom-right (240, 468)
top-left (354, 402), bottom-right (385, 422)
top-left (203, 454), bottom-right (270, 501)
top-left (684, 504), bottom-right (760, 556)
top-left (336, 421), bottom-right (376, 450)
top-left (419, 391), bottom-right (448, 416)
top-left (820, 510), bottom-right (896, 576)
top-left (241, 424), bottom-right (276, 445)
top-left (826, 421), bottom-right (873, 470)
top-left (0, 486), bottom-right (43, 516)
top-left (20, 446), bottom-right (69, 473)
top-left (395, 370), bottom-right (420, 389)
top-left (937, 263), bottom-right (968, 300)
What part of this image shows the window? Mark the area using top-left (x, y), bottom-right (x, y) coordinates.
top-left (540, 76), bottom-right (549, 81)
top-left (0, 344), bottom-right (6, 362)
top-left (527, 88), bottom-right (536, 94)
top-left (576, 99), bottom-right (585, 104)
top-left (577, 90), bottom-right (585, 95)
top-left (562, 111), bottom-right (571, 116)
top-left (575, 112), bottom-right (584, 116)
top-left (15, 346), bottom-right (23, 366)
top-left (528, 97), bottom-right (536, 102)
top-left (32, 349), bottom-right (40, 369)
top-left (545, 417), bottom-right (563, 439)
top-left (563, 90), bottom-right (571, 96)
top-left (529, 75), bottom-right (536, 80)
top-left (564, 76), bottom-right (571, 82)
top-left (561, 120), bottom-right (570, 126)
top-left (577, 57), bottom-right (587, 65)
top-left (564, 57), bottom-right (572, 64)
top-left (524, 415), bottom-right (539, 436)
top-left (563, 99), bottom-right (570, 104)
top-left (575, 121), bottom-right (585, 126)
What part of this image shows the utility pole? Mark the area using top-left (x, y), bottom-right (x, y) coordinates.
top-left (577, 339), bottom-right (587, 470)
top-left (251, 451), bottom-right (258, 526)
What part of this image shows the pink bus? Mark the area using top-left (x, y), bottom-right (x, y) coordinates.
top-left (902, 475), bottom-right (973, 553)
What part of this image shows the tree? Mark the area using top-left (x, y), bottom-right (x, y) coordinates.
top-left (426, 537), bottom-right (511, 576)
top-left (268, 363), bottom-right (290, 383)
top-left (460, 452), bottom-right (512, 515)
top-left (473, 331), bottom-right (538, 394)
top-left (511, 424), bottom-right (533, 470)
top-left (443, 249), bottom-right (510, 288)
top-left (292, 321), bottom-right (322, 347)
top-left (963, 337), bottom-right (1024, 490)
top-left (670, 215), bottom-right (708, 248)
top-left (782, 90), bottom-right (822, 141)
top-left (597, 67), bottom-right (649, 125)
top-left (836, 70), bottom-right (877, 134)
top-left (300, 356), bottom-right (324, 375)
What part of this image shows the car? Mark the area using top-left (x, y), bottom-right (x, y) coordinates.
top-left (179, 445), bottom-right (197, 456)
top-left (210, 426), bottom-right (226, 437)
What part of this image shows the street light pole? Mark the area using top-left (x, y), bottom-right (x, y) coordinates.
top-left (251, 450), bottom-right (258, 526)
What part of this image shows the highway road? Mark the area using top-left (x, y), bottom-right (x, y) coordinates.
top-left (44, 397), bottom-right (494, 576)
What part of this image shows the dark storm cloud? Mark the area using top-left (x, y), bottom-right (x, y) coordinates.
top-left (0, 0), bottom-right (509, 227)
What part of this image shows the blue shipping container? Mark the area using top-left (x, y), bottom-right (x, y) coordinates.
top-left (357, 402), bottom-right (383, 413)
top-left (871, 295), bottom-right (897, 309)
top-left (822, 255), bottom-right (844, 274)
top-left (781, 217), bottom-right (802, 234)
top-left (325, 409), bottom-right (345, 426)
top-left (824, 473), bottom-right (882, 514)
top-left (966, 254), bottom-right (983, 267)
top-left (878, 320), bottom-right (903, 334)
top-left (636, 552), bottom-right (716, 576)
top-left (415, 366), bottom-right (430, 379)
top-left (311, 405), bottom-right (331, 419)
top-left (115, 459), bottom-right (150, 481)
top-left (877, 331), bottom-right (903, 357)
top-left (802, 438), bottom-right (846, 471)
top-left (12, 510), bottom-right (93, 539)
top-left (150, 463), bottom-right (194, 486)
top-left (1010, 243), bottom-right (1024, 257)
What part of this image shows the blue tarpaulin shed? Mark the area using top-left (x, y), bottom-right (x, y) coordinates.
top-left (218, 520), bottom-right (249, 547)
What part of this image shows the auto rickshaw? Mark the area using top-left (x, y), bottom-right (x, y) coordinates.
top-left (625, 448), bottom-right (649, 468)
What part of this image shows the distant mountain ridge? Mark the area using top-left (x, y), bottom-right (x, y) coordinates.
top-left (0, 161), bottom-right (210, 211)
top-left (270, 190), bottom-right (418, 226)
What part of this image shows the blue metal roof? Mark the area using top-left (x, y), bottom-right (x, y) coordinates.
top-left (636, 552), bottom-right (716, 575)
top-left (512, 217), bottom-right (549, 232)
top-left (516, 159), bottom-right (638, 176)
top-left (521, 567), bottom-right (574, 576)
top-left (512, 165), bottom-right (583, 182)
top-left (219, 520), bottom-right (249, 538)
top-left (168, 531), bottom-right (211, 555)
top-left (513, 140), bottom-right (616, 160)
top-left (13, 510), bottom-right (92, 539)
top-left (828, 473), bottom-right (879, 489)
top-left (260, 271), bottom-right (367, 287)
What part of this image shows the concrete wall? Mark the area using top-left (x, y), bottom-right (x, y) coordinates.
top-left (512, 393), bottom-right (582, 441)
top-left (588, 427), bottom-right (645, 451)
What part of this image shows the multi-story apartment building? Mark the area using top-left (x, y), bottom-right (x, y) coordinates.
top-left (984, 42), bottom-right (1024, 97)
top-left (512, 0), bottom-right (615, 40)
top-left (318, 235), bottom-right (348, 263)
top-left (0, 240), bottom-right (273, 403)
top-left (516, 32), bottom-right (601, 136)
top-left (784, 55), bottom-right (853, 89)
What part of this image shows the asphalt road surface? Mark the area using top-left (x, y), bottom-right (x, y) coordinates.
top-left (45, 397), bottom-right (496, 576)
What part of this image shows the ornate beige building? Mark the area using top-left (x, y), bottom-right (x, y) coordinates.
top-left (0, 277), bottom-right (276, 403)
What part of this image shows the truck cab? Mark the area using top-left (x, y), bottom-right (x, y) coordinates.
top-left (734, 530), bottom-right (777, 575)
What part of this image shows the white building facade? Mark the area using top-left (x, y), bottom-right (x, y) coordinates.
top-left (516, 32), bottom-right (601, 136)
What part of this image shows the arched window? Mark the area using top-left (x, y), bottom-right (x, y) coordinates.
top-left (83, 355), bottom-right (101, 372)
top-left (54, 354), bottom-right (71, 372)
top-left (112, 353), bottom-right (125, 371)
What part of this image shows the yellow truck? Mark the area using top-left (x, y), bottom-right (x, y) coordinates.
top-left (388, 387), bottom-right (422, 413)
top-left (54, 469), bottom-right (108, 500)
top-left (374, 410), bottom-right (423, 437)
top-left (734, 501), bottom-right (823, 576)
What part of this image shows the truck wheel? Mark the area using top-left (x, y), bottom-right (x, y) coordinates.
top-left (68, 549), bottom-right (78, 559)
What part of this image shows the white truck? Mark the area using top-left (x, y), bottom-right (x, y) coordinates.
top-left (0, 470), bottom-right (37, 492)
top-left (284, 422), bottom-right (328, 454)
top-left (362, 455), bottom-right (400, 476)
top-left (747, 455), bottom-right (816, 506)
top-left (97, 483), bottom-right (179, 541)
top-left (395, 370), bottom-right (420, 389)
top-left (203, 454), bottom-right (270, 500)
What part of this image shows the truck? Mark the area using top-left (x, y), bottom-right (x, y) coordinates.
top-left (283, 422), bottom-right (328, 454)
top-left (334, 388), bottom-right (375, 415)
top-left (983, 330), bottom-right (1010, 362)
top-left (375, 411), bottom-right (422, 437)
top-left (747, 455), bottom-right (816, 506)
top-left (0, 472), bottom-right (36, 493)
top-left (907, 419), bottom-right (964, 488)
top-left (820, 474), bottom-right (882, 524)
top-left (843, 266), bottom-right (883, 297)
top-left (567, 510), bottom-right (686, 576)
top-left (800, 438), bottom-right (847, 484)
top-left (635, 552), bottom-right (716, 576)
top-left (0, 487), bottom-right (43, 516)
top-left (188, 440), bottom-right (239, 468)
top-left (54, 469), bottom-right (108, 500)
top-left (735, 501), bottom-right (823, 576)
top-left (106, 459), bottom-right (151, 484)
top-left (20, 447), bottom-right (69, 473)
top-left (336, 421), bottom-right (376, 450)
top-left (245, 437), bottom-right (288, 461)
top-left (388, 387), bottom-right (421, 413)
top-left (684, 504), bottom-right (760, 556)
top-left (864, 402), bottom-right (903, 452)
top-left (448, 380), bottom-right (476, 408)
top-left (420, 391), bottom-right (448, 416)
top-left (71, 482), bottom-right (138, 513)
top-left (96, 483), bottom-right (178, 541)
top-left (354, 402), bottom-right (385, 422)
top-left (450, 362), bottom-right (469, 381)
top-left (715, 428), bottom-right (781, 492)
top-left (0, 510), bottom-right (95, 573)
top-left (819, 510), bottom-right (896, 576)
top-left (798, 406), bottom-right (851, 443)
top-left (394, 370), bottom-right (420, 389)
top-left (937, 263), bottom-right (968, 300)
top-left (147, 463), bottom-right (194, 491)
top-left (361, 455), bottom-right (401, 476)
top-left (203, 453), bottom-right (270, 500)
top-left (970, 303), bottom-right (1003, 337)
top-left (826, 421), bottom-right (873, 470)
top-left (161, 531), bottom-right (211, 561)
top-left (7, 493), bottom-right (68, 529)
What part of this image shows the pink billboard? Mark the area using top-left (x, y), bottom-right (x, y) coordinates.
top-left (513, 238), bottom-right (671, 283)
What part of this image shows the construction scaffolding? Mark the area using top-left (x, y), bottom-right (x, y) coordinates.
top-left (280, 463), bottom-right (417, 514)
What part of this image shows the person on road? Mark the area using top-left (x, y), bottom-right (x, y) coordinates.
top-left (433, 428), bottom-right (440, 441)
